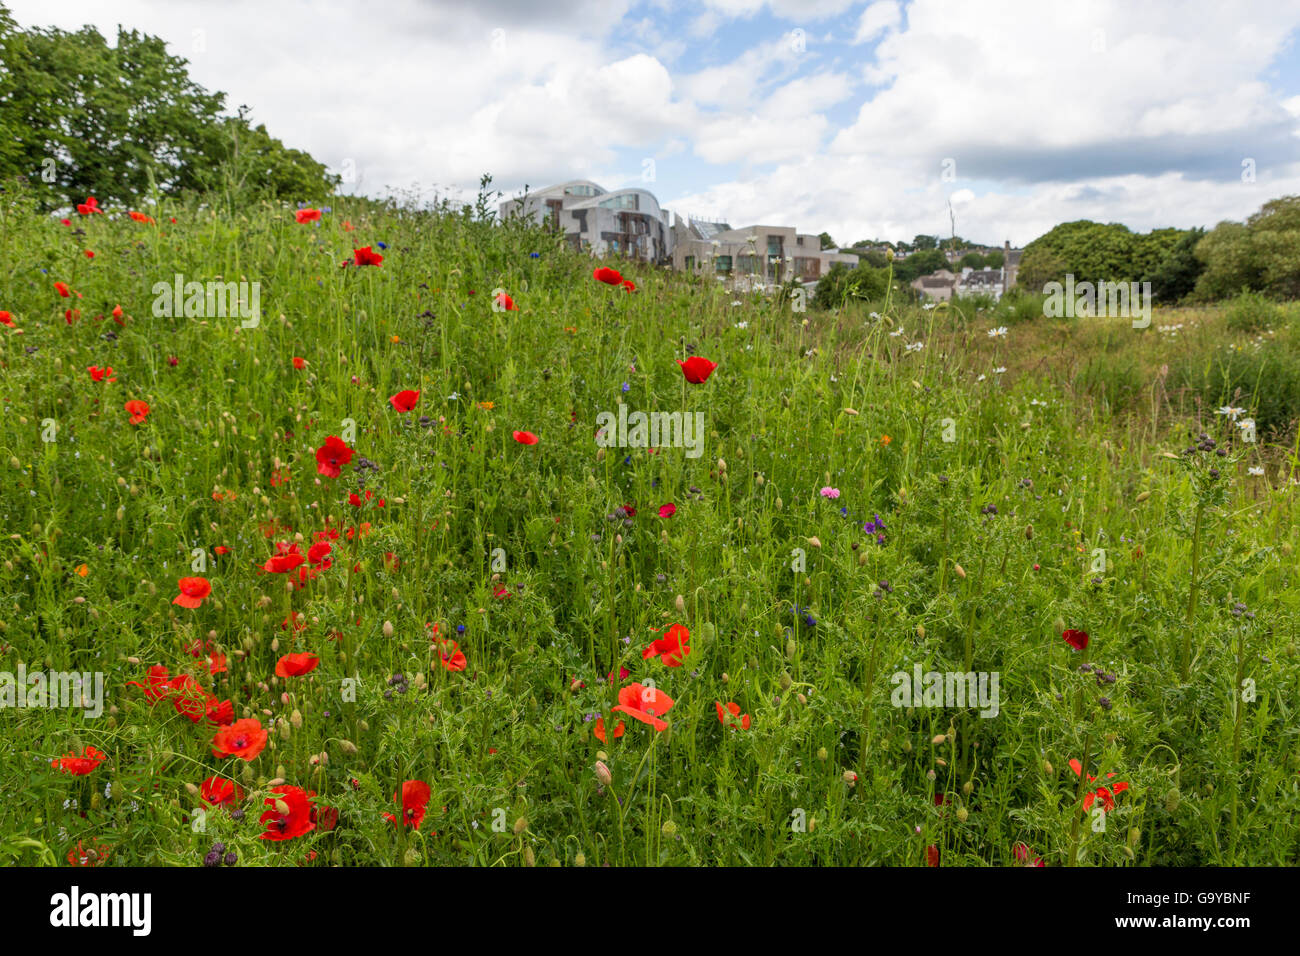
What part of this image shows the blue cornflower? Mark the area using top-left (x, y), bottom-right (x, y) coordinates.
top-left (621, 382), bottom-right (630, 393)
top-left (376, 241), bottom-right (387, 249)
top-left (529, 252), bottom-right (540, 258)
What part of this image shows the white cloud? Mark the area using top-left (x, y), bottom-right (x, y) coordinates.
top-left (853, 1), bottom-right (901, 45)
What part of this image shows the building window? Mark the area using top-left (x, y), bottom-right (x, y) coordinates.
top-left (599, 193), bottom-right (639, 210)
top-left (685, 256), bottom-right (695, 271)
top-left (715, 256), bottom-right (732, 273)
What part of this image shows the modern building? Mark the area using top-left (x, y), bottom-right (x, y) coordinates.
top-left (499, 180), bottom-right (673, 263)
top-left (672, 219), bottom-right (857, 288)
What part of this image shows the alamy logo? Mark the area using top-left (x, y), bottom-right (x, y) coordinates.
top-left (152, 273), bottom-right (260, 327)
top-left (595, 407), bottom-right (705, 459)
top-left (49, 887), bottom-right (151, 936)
top-left (0, 666), bottom-right (103, 718)
top-left (890, 664), bottom-right (1000, 718)
top-left (1042, 275), bottom-right (1151, 328)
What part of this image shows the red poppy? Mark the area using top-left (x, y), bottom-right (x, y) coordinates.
top-left (307, 541), bottom-right (332, 566)
top-left (212, 718), bottom-right (268, 761)
top-left (76, 197), bottom-right (102, 215)
top-left (111, 304), bottom-right (124, 324)
top-left (643, 623), bottom-right (691, 667)
top-left (658, 503), bottom-right (676, 519)
top-left (677, 356), bottom-right (718, 384)
top-left (124, 400), bottom-right (150, 425)
top-left (200, 776), bottom-right (244, 807)
top-left (263, 542), bottom-right (306, 574)
top-left (214, 545), bottom-right (230, 556)
top-left (129, 211), bottom-right (155, 224)
top-left (275, 652), bottom-right (319, 678)
top-left (206, 698), bottom-right (235, 726)
top-left (436, 638), bottom-right (467, 672)
top-left (84, 249), bottom-right (95, 259)
top-left (611, 682), bottom-right (675, 731)
top-left (207, 652), bottom-right (227, 675)
top-left (51, 745), bottom-right (107, 776)
top-left (593, 267), bottom-right (624, 285)
top-left (1062, 629), bottom-right (1089, 651)
top-left (67, 839), bottom-right (112, 867)
top-left (495, 291), bottom-right (518, 311)
top-left (1068, 759), bottom-right (1130, 813)
top-left (1013, 842), bottom-right (1045, 867)
top-left (295, 208), bottom-right (322, 223)
top-left (353, 246), bottom-right (383, 266)
top-left (594, 715), bottom-right (625, 743)
top-left (87, 365), bottom-right (116, 383)
top-left (172, 576), bottom-right (211, 609)
top-left (383, 780), bottom-right (432, 830)
top-left (54, 281), bottom-right (71, 298)
top-left (315, 435), bottom-right (354, 478)
top-left (926, 845), bottom-right (940, 867)
top-left (512, 430), bottom-right (539, 445)
top-left (0, 311), bottom-right (12, 327)
top-left (390, 389), bottom-right (420, 412)
top-left (292, 356), bottom-right (307, 369)
top-left (621, 279), bottom-right (636, 293)
top-left (259, 785), bottom-right (316, 841)
top-left (715, 701), bottom-right (751, 729)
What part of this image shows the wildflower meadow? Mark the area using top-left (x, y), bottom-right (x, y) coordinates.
top-left (1, 183), bottom-right (1298, 872)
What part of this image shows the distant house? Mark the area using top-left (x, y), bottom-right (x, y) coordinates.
top-left (956, 267), bottom-right (1004, 299)
top-left (499, 180), bottom-right (672, 263)
top-left (911, 268), bottom-right (958, 302)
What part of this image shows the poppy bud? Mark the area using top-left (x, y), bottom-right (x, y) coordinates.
top-left (675, 594), bottom-right (685, 614)
top-left (662, 820), bottom-right (677, 836)
top-left (807, 536), bottom-right (821, 549)
top-left (953, 564), bottom-right (966, 579)
top-left (956, 807), bottom-right (968, 823)
top-left (797, 693), bottom-right (807, 705)
top-left (808, 816), bottom-right (817, 833)
top-left (290, 709), bottom-right (303, 729)
top-left (273, 799), bottom-right (290, 816)
top-left (575, 852), bottom-right (586, 867)
top-left (932, 734), bottom-right (946, 745)
top-left (524, 846), bottom-right (536, 867)
top-left (594, 761), bottom-right (612, 787)
top-left (775, 497), bottom-right (783, 510)
top-left (1053, 617), bottom-right (1065, 635)
top-left (843, 771), bottom-right (857, 787)
top-left (717, 458), bottom-right (726, 472)
top-left (756, 474), bottom-right (765, 486)
top-left (962, 780), bottom-right (973, 795)
top-left (267, 777), bottom-right (285, 787)
top-left (1025, 524), bottom-right (1033, 540)
top-left (721, 672), bottom-right (729, 684)
top-left (184, 782), bottom-right (200, 797)
top-left (383, 620), bottom-right (394, 638)
top-left (513, 816), bottom-right (527, 834)
top-left (780, 672), bottom-right (792, 690)
top-left (1043, 759), bottom-right (1054, 775)
top-left (339, 739), bottom-right (358, 755)
top-left (1128, 827), bottom-right (1140, 846)
top-left (903, 739), bottom-right (912, 752)
top-left (786, 639), bottom-right (796, 658)
top-left (1165, 788), bottom-right (1180, 812)
top-left (935, 758), bottom-right (947, 767)
top-left (817, 747), bottom-right (828, 761)
top-left (404, 847), bottom-right (422, 865)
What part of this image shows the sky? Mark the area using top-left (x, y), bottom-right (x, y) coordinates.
top-left (9, 0), bottom-right (1300, 247)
